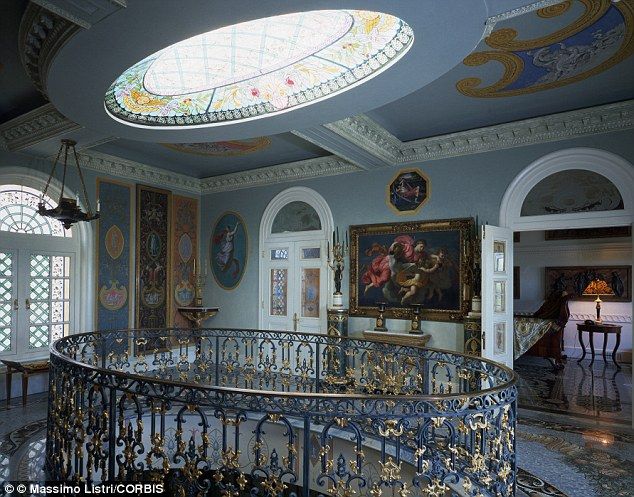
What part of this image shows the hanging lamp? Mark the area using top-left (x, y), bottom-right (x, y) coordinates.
top-left (38, 139), bottom-right (100, 229)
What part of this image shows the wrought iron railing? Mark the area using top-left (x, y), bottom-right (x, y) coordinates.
top-left (46, 328), bottom-right (517, 496)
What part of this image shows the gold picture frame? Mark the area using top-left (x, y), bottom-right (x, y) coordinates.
top-left (349, 218), bottom-right (474, 321)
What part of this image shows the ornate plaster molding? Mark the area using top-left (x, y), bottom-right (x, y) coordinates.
top-left (200, 156), bottom-right (359, 193)
top-left (399, 100), bottom-right (634, 164)
top-left (483, 0), bottom-right (565, 38)
top-left (19, 3), bottom-right (80, 94)
top-left (78, 150), bottom-right (201, 194)
top-left (570, 313), bottom-right (631, 323)
top-left (514, 241), bottom-right (631, 256)
top-left (323, 114), bottom-right (403, 164)
top-left (0, 103), bottom-right (80, 151)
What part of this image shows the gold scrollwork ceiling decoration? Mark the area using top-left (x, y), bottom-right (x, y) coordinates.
top-left (456, 0), bottom-right (634, 98)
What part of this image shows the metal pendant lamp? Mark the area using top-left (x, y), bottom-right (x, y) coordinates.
top-left (38, 139), bottom-right (100, 230)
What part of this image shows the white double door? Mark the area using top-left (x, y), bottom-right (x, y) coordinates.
top-left (261, 239), bottom-right (328, 334)
top-left (0, 236), bottom-right (75, 359)
top-left (481, 225), bottom-right (514, 368)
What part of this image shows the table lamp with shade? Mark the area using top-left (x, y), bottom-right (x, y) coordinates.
top-left (582, 278), bottom-right (614, 323)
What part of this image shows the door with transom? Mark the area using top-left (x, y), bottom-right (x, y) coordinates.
top-left (261, 239), bottom-right (327, 333)
top-left (0, 184), bottom-right (77, 360)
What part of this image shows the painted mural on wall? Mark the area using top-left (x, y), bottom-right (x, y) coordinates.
top-left (545, 265), bottom-right (631, 301)
top-left (136, 185), bottom-right (171, 328)
top-left (163, 137), bottom-right (271, 156)
top-left (210, 211), bottom-right (248, 290)
top-left (349, 218), bottom-right (472, 321)
top-left (171, 195), bottom-right (198, 328)
top-left (96, 179), bottom-right (131, 330)
top-left (457, 0), bottom-right (634, 97)
top-left (387, 168), bottom-right (429, 214)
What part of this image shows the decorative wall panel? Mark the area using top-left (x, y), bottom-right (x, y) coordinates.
top-left (136, 185), bottom-right (171, 329)
top-left (171, 195), bottom-right (198, 328)
top-left (96, 179), bottom-right (132, 330)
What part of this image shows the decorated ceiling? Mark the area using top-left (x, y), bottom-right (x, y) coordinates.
top-left (105, 10), bottom-right (413, 128)
top-left (0, 0), bottom-right (632, 179)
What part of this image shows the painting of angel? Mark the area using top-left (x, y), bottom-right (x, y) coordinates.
top-left (350, 218), bottom-right (473, 321)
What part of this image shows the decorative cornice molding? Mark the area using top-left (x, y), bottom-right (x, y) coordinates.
top-left (323, 114), bottom-right (403, 164)
top-left (200, 156), bottom-right (359, 193)
top-left (483, 0), bottom-right (563, 37)
top-left (19, 3), bottom-right (79, 94)
top-left (399, 100), bottom-right (634, 164)
top-left (570, 313), bottom-right (631, 323)
top-left (78, 150), bottom-right (201, 194)
top-left (0, 103), bottom-right (80, 151)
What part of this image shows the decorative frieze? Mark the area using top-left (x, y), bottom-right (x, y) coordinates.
top-left (0, 103), bottom-right (80, 151)
top-left (200, 156), bottom-right (359, 193)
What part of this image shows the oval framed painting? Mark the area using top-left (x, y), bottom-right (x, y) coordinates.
top-left (210, 211), bottom-right (248, 290)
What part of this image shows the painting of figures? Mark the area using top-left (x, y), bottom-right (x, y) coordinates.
top-left (387, 168), bottom-right (429, 214)
top-left (210, 211), bottom-right (248, 289)
top-left (349, 218), bottom-right (473, 321)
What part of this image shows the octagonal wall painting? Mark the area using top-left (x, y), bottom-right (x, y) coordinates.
top-left (387, 168), bottom-right (430, 214)
top-left (104, 10), bottom-right (413, 128)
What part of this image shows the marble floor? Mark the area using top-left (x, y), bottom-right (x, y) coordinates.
top-left (0, 356), bottom-right (632, 497)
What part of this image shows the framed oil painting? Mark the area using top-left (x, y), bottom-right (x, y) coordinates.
top-left (386, 168), bottom-right (430, 214)
top-left (349, 218), bottom-right (473, 321)
top-left (545, 266), bottom-right (631, 302)
top-left (210, 211), bottom-right (248, 290)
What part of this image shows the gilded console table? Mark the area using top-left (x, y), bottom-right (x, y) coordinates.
top-left (177, 307), bottom-right (220, 327)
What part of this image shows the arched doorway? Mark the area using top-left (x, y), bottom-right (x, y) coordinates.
top-left (259, 187), bottom-right (333, 333)
top-left (498, 147), bottom-right (633, 367)
top-left (0, 167), bottom-right (94, 361)
top-left (500, 148), bottom-right (633, 231)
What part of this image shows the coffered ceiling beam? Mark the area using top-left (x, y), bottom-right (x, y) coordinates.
top-left (292, 115), bottom-right (402, 169)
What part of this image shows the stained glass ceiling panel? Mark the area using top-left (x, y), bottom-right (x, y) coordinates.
top-left (105, 10), bottom-right (413, 128)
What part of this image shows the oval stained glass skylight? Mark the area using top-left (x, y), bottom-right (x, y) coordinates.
top-left (104, 10), bottom-right (414, 128)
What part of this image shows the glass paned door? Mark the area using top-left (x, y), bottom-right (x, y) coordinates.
top-left (28, 254), bottom-right (71, 350)
top-left (0, 248), bottom-right (73, 359)
top-left (0, 251), bottom-right (16, 353)
top-left (262, 240), bottom-right (326, 333)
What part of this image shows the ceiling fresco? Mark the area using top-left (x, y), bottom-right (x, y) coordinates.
top-left (162, 138), bottom-right (271, 157)
top-left (457, 0), bottom-right (633, 98)
top-left (1, 0), bottom-right (633, 180)
top-left (521, 169), bottom-right (624, 216)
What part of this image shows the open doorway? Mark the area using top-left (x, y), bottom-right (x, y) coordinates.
top-left (500, 147), bottom-right (633, 424)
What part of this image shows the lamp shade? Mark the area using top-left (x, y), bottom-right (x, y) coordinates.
top-left (582, 279), bottom-right (614, 296)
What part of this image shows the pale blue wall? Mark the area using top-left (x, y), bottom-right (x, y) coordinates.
top-left (200, 129), bottom-right (634, 350)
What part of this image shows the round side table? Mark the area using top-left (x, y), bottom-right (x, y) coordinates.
top-left (576, 323), bottom-right (622, 368)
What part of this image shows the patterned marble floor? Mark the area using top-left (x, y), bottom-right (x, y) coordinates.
top-left (0, 356), bottom-right (632, 497)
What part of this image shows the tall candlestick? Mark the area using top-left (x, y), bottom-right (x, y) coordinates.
top-left (332, 230), bottom-right (335, 247)
top-left (193, 257), bottom-right (196, 276)
top-left (336, 227), bottom-right (339, 244)
top-left (327, 241), bottom-right (330, 260)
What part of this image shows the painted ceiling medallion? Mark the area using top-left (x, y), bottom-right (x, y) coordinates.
top-left (163, 137), bottom-right (271, 156)
top-left (104, 10), bottom-right (413, 128)
top-left (457, 0), bottom-right (634, 97)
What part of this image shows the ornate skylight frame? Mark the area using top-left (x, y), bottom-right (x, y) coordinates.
top-left (104, 10), bottom-right (413, 128)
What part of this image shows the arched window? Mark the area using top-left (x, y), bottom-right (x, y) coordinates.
top-left (0, 177), bottom-right (81, 360)
top-left (0, 184), bottom-right (71, 237)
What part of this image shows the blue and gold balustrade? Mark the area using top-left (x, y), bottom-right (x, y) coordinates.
top-left (46, 328), bottom-right (517, 496)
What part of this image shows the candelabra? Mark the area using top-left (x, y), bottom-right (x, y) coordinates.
top-left (327, 227), bottom-right (348, 308)
top-left (193, 257), bottom-right (205, 306)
